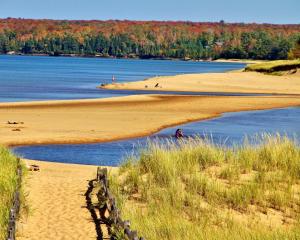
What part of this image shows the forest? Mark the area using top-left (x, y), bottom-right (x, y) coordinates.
top-left (0, 18), bottom-right (300, 60)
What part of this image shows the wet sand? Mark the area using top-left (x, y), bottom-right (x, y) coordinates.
top-left (101, 71), bottom-right (300, 95)
top-left (1, 94), bottom-right (300, 147)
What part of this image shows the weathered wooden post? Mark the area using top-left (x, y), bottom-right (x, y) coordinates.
top-left (95, 167), bottom-right (145, 240)
top-left (7, 159), bottom-right (22, 240)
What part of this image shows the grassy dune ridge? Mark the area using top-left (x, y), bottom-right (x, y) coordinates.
top-left (245, 60), bottom-right (300, 73)
top-left (109, 135), bottom-right (300, 240)
top-left (0, 147), bottom-right (22, 240)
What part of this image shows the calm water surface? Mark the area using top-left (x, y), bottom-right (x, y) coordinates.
top-left (13, 107), bottom-right (300, 166)
top-left (0, 55), bottom-right (245, 102)
top-left (4, 55), bottom-right (299, 166)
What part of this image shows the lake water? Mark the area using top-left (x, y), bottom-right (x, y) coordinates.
top-left (13, 107), bottom-right (300, 166)
top-left (0, 55), bottom-right (245, 102)
top-left (3, 55), bottom-right (299, 166)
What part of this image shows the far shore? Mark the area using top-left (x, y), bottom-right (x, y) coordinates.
top-left (1, 94), bottom-right (300, 147)
top-left (213, 59), bottom-right (266, 64)
top-left (2, 53), bottom-right (264, 64)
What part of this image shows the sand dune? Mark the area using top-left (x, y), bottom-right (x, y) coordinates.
top-left (101, 71), bottom-right (300, 95)
top-left (1, 94), bottom-right (300, 147)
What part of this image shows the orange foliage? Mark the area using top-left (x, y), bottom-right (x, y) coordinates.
top-left (0, 18), bottom-right (299, 42)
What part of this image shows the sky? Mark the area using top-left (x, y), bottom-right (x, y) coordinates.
top-left (0, 0), bottom-right (300, 24)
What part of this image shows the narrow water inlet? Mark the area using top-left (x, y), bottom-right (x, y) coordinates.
top-left (13, 107), bottom-right (300, 166)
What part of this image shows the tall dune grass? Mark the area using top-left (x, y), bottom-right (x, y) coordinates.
top-left (0, 146), bottom-right (20, 240)
top-left (109, 135), bottom-right (300, 240)
top-left (245, 59), bottom-right (300, 73)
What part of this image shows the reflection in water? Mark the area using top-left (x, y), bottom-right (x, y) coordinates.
top-left (13, 107), bottom-right (300, 166)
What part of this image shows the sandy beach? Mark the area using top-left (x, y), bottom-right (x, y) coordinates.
top-left (3, 71), bottom-right (300, 240)
top-left (213, 59), bottom-right (266, 64)
top-left (1, 94), bottom-right (300, 147)
top-left (101, 71), bottom-right (300, 95)
top-left (17, 159), bottom-right (112, 240)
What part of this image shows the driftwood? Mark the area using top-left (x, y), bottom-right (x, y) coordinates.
top-left (96, 167), bottom-right (144, 240)
top-left (11, 129), bottom-right (21, 132)
top-left (28, 164), bottom-right (40, 171)
top-left (7, 121), bottom-right (24, 125)
top-left (7, 158), bottom-right (22, 240)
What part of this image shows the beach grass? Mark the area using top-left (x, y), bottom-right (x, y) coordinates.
top-left (245, 60), bottom-right (300, 73)
top-left (0, 146), bottom-right (22, 240)
top-left (109, 135), bottom-right (300, 240)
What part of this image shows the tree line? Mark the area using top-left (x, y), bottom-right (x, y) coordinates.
top-left (0, 19), bottom-right (300, 60)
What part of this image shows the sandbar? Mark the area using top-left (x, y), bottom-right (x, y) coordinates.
top-left (101, 71), bottom-right (300, 95)
top-left (1, 94), bottom-right (300, 147)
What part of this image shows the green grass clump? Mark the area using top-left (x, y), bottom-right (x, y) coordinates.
top-left (219, 166), bottom-right (240, 183)
top-left (0, 146), bottom-right (21, 240)
top-left (110, 135), bottom-right (300, 240)
top-left (245, 60), bottom-right (300, 73)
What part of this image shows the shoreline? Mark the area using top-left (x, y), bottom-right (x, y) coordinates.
top-left (2, 53), bottom-right (262, 64)
top-left (102, 87), bottom-right (300, 96)
top-left (1, 94), bottom-right (300, 148)
top-left (213, 59), bottom-right (265, 64)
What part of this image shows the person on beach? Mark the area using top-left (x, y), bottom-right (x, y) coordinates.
top-left (112, 75), bottom-right (116, 83)
top-left (175, 128), bottom-right (184, 138)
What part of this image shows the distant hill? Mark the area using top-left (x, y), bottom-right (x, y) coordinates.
top-left (0, 18), bottom-right (300, 60)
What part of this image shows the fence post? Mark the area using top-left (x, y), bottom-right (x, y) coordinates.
top-left (7, 158), bottom-right (22, 240)
top-left (95, 167), bottom-right (145, 240)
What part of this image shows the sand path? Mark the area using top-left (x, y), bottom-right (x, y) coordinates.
top-left (1, 95), bottom-right (300, 147)
top-left (17, 160), bottom-right (111, 240)
top-left (101, 71), bottom-right (300, 94)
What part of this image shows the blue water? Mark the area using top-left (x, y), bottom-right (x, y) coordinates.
top-left (0, 55), bottom-right (245, 102)
top-left (13, 107), bottom-right (300, 166)
top-left (4, 55), bottom-right (299, 166)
